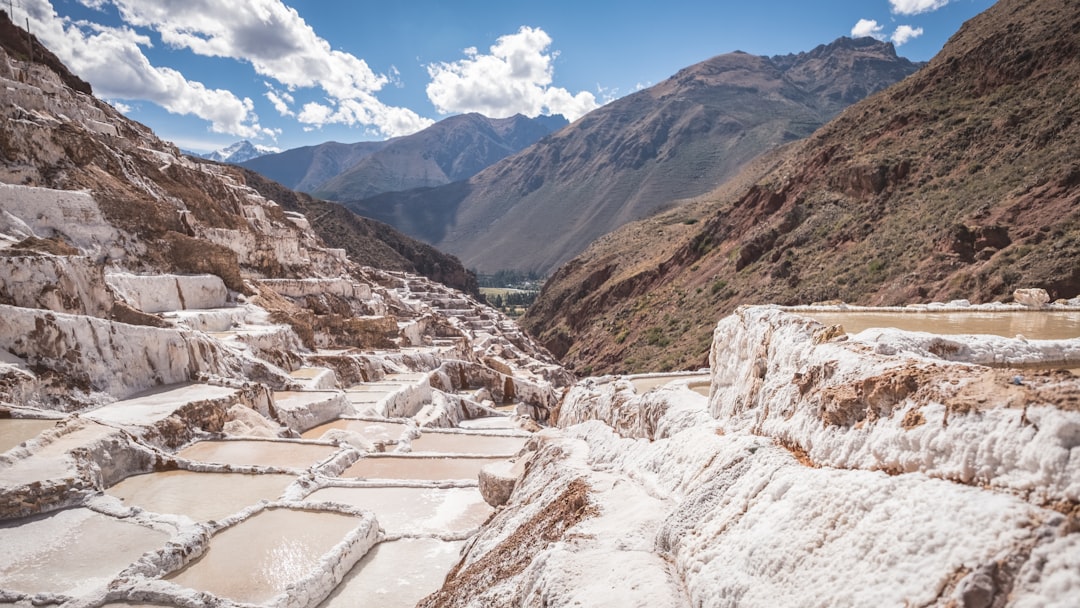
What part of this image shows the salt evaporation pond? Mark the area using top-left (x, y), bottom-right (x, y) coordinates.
top-left (342, 455), bottom-right (505, 480)
top-left (166, 507), bottom-right (362, 605)
top-left (456, 416), bottom-right (518, 430)
top-left (307, 486), bottom-right (493, 535)
top-left (409, 430), bottom-right (527, 455)
top-left (801, 310), bottom-right (1080, 339)
top-left (318, 538), bottom-right (464, 608)
top-left (0, 507), bottom-right (168, 596)
top-left (0, 418), bottom-right (57, 453)
top-left (630, 374), bottom-right (711, 394)
top-left (107, 471), bottom-right (296, 522)
top-left (301, 418), bottom-right (409, 443)
top-left (177, 439), bottom-right (336, 469)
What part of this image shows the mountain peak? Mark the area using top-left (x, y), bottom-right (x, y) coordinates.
top-left (202, 140), bottom-right (280, 164)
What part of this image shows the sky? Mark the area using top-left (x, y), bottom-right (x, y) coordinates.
top-left (16, 0), bottom-right (996, 153)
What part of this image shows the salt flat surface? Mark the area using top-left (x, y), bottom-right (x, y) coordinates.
top-left (456, 416), bottom-right (517, 430)
top-left (167, 508), bottom-right (362, 605)
top-left (410, 431), bottom-right (527, 455)
top-left (0, 419), bottom-right (58, 453)
top-left (0, 507), bottom-right (167, 596)
top-left (307, 486), bottom-right (492, 535)
top-left (86, 384), bottom-right (237, 425)
top-left (342, 456), bottom-right (505, 481)
top-left (318, 538), bottom-right (464, 608)
top-left (177, 440), bottom-right (337, 469)
top-left (107, 471), bottom-right (295, 522)
top-left (301, 419), bottom-right (409, 442)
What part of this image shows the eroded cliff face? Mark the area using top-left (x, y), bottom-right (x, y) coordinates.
top-left (426, 306), bottom-right (1080, 607)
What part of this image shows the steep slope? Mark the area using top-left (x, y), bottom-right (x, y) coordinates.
top-left (313, 113), bottom-right (567, 201)
top-left (237, 167), bottom-right (479, 296)
top-left (347, 37), bottom-right (921, 274)
top-left (522, 0), bottom-right (1080, 375)
top-left (240, 140), bottom-right (387, 193)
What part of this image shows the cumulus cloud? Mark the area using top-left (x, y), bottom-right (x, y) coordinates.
top-left (24, 0), bottom-right (269, 137)
top-left (425, 26), bottom-right (599, 121)
top-left (889, 0), bottom-right (950, 15)
top-left (30, 0), bottom-right (432, 138)
top-left (891, 25), bottom-right (925, 45)
top-left (96, 0), bottom-right (433, 137)
top-left (851, 19), bottom-right (886, 41)
top-left (264, 83), bottom-right (295, 118)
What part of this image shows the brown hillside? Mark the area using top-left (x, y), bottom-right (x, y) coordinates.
top-left (522, 0), bottom-right (1080, 375)
top-left (347, 37), bottom-right (921, 275)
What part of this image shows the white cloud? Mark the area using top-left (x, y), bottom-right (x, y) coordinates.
top-left (891, 25), bottom-right (925, 45)
top-left (30, 0), bottom-right (432, 138)
top-left (25, 0), bottom-right (270, 138)
top-left (96, 0), bottom-right (432, 137)
top-left (264, 84), bottom-right (295, 117)
top-left (889, 0), bottom-right (949, 15)
top-left (425, 26), bottom-right (599, 121)
top-left (108, 100), bottom-right (132, 113)
top-left (851, 19), bottom-right (886, 41)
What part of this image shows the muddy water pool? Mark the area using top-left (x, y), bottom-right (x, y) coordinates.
top-left (177, 439), bottom-right (337, 469)
top-left (342, 455), bottom-right (505, 480)
top-left (0, 507), bottom-right (168, 597)
top-left (0, 418), bottom-right (57, 453)
top-left (107, 471), bottom-right (296, 522)
top-left (166, 507), bottom-right (362, 605)
top-left (306, 486), bottom-right (493, 535)
top-left (630, 374), bottom-right (711, 394)
top-left (800, 310), bottom-right (1080, 340)
top-left (318, 538), bottom-right (464, 608)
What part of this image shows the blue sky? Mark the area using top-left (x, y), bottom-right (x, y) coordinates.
top-left (21, 0), bottom-right (995, 153)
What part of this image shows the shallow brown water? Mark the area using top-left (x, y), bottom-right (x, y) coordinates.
top-left (307, 486), bottom-right (493, 535)
top-left (342, 455), bottom-right (505, 480)
top-left (630, 374), bottom-right (711, 393)
top-left (166, 508), bottom-right (362, 604)
top-left (801, 310), bottom-right (1080, 340)
top-left (0, 419), bottom-right (57, 453)
top-left (107, 471), bottom-right (295, 522)
top-left (177, 439), bottom-right (337, 469)
top-left (0, 508), bottom-right (168, 596)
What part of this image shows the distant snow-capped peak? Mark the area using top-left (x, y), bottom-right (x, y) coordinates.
top-left (203, 140), bottom-right (280, 163)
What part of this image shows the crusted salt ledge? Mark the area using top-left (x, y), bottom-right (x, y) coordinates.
top-left (709, 307), bottom-right (1080, 502)
top-left (106, 272), bottom-right (229, 313)
top-left (428, 305), bottom-right (1080, 606)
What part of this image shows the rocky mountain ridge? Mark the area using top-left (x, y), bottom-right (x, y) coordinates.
top-left (346, 36), bottom-right (922, 274)
top-left (242, 113), bottom-right (566, 201)
top-left (523, 0), bottom-right (1080, 375)
top-left (201, 140), bottom-right (280, 164)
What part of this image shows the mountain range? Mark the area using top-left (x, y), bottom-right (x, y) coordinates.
top-left (522, 0), bottom-right (1080, 375)
top-left (344, 37), bottom-right (922, 275)
top-left (240, 113), bottom-right (567, 201)
top-left (201, 140), bottom-right (280, 163)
